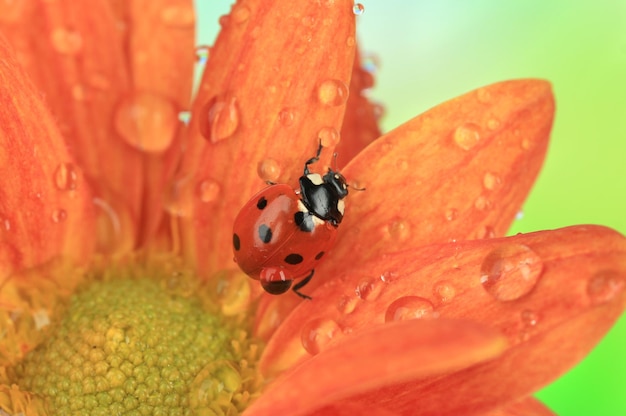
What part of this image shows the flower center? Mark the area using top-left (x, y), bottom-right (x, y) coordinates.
top-left (4, 258), bottom-right (263, 415)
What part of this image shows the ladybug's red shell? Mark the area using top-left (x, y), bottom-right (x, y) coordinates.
top-left (232, 184), bottom-right (337, 284)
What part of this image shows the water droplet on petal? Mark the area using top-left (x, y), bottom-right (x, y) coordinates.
top-left (195, 45), bottom-right (210, 65)
top-left (188, 360), bottom-right (242, 411)
top-left (480, 244), bottom-right (543, 301)
top-left (355, 278), bottom-right (384, 301)
top-left (199, 94), bottom-right (240, 143)
top-left (178, 111), bottom-right (191, 125)
top-left (278, 108), bottom-right (295, 127)
top-left (385, 296), bottom-right (435, 322)
top-left (476, 87), bottom-right (493, 104)
top-left (483, 172), bottom-right (501, 191)
top-left (301, 318), bottom-right (340, 355)
top-left (445, 208), bottom-right (458, 221)
top-left (51, 209), bottom-right (67, 223)
top-left (164, 176), bottom-right (194, 217)
top-left (336, 294), bottom-right (358, 315)
top-left (521, 137), bottom-right (532, 150)
top-left (453, 123), bottom-right (482, 150)
top-left (231, 5), bottom-right (250, 23)
top-left (346, 36), bottom-right (355, 47)
top-left (352, 3), bottom-right (365, 15)
top-left (587, 271), bottom-right (626, 305)
top-left (50, 27), bottom-right (82, 55)
top-left (433, 281), bottom-right (456, 304)
top-left (395, 158), bottom-right (409, 171)
top-left (114, 91), bottom-right (178, 153)
top-left (520, 309), bottom-right (539, 326)
top-left (487, 118), bottom-right (501, 130)
top-left (0, 215), bottom-right (11, 232)
top-left (317, 79), bottom-right (349, 107)
top-left (160, 5), bottom-right (195, 28)
top-left (317, 126), bottom-right (340, 147)
top-left (208, 269), bottom-right (251, 316)
top-left (197, 179), bottom-right (220, 203)
top-left (257, 158), bottom-right (281, 183)
top-left (54, 163), bottom-right (78, 191)
top-left (387, 219), bottom-right (410, 242)
top-left (474, 195), bottom-right (492, 211)
top-left (476, 225), bottom-right (496, 239)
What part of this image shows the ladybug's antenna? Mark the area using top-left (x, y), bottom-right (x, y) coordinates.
top-left (348, 182), bottom-right (366, 192)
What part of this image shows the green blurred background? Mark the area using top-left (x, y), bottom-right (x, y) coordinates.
top-left (196, 1), bottom-right (626, 414)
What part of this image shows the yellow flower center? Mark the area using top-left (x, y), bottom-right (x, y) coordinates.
top-left (2, 258), bottom-right (263, 415)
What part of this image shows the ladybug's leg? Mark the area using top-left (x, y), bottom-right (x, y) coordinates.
top-left (292, 269), bottom-right (314, 300)
top-left (303, 142), bottom-right (324, 176)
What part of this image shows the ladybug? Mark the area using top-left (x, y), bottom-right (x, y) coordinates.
top-left (232, 142), bottom-right (349, 299)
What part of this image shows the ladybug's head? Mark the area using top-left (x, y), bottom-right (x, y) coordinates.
top-left (299, 169), bottom-right (349, 226)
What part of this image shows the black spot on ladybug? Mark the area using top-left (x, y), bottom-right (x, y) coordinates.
top-left (284, 253), bottom-right (304, 265)
top-left (256, 196), bottom-right (268, 210)
top-left (315, 251), bottom-right (325, 260)
top-left (258, 224), bottom-right (273, 244)
top-left (233, 233), bottom-right (241, 251)
top-left (294, 211), bottom-right (315, 233)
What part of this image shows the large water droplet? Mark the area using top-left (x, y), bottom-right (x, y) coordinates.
top-left (453, 123), bottom-right (482, 150)
top-left (385, 296), bottom-right (435, 322)
top-left (278, 108), bottom-right (295, 127)
top-left (197, 179), bottom-right (220, 203)
top-left (301, 318), bottom-right (340, 355)
top-left (199, 94), bottom-right (240, 143)
top-left (160, 5), bottom-right (195, 28)
top-left (54, 162), bottom-right (78, 191)
top-left (51, 209), bottom-right (67, 223)
top-left (387, 219), bottom-right (410, 242)
top-left (336, 294), bottom-right (358, 315)
top-left (257, 158), bottom-right (281, 183)
top-left (480, 244), bottom-right (543, 301)
top-left (352, 3), bottom-right (365, 15)
top-left (188, 360), bottom-right (242, 411)
top-left (114, 91), bottom-right (178, 153)
top-left (208, 269), bottom-right (251, 316)
top-left (317, 126), bottom-right (340, 147)
top-left (474, 195), bottom-right (492, 211)
top-left (586, 271), bottom-right (626, 305)
top-left (317, 79), bottom-right (349, 107)
top-left (355, 278), bottom-right (384, 301)
top-left (50, 27), bottom-right (83, 55)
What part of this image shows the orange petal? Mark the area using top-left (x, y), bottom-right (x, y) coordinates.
top-left (259, 225), bottom-right (625, 414)
top-left (0, 34), bottom-right (96, 279)
top-left (324, 79), bottom-right (554, 278)
top-left (484, 397), bottom-right (556, 416)
top-left (0, 0), bottom-right (141, 254)
top-left (245, 319), bottom-right (506, 416)
top-left (176, 0), bottom-right (356, 275)
top-left (335, 47), bottom-right (382, 167)
top-left (121, 0), bottom-right (195, 246)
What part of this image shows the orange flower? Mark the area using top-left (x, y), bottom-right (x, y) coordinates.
top-left (0, 1), bottom-right (624, 415)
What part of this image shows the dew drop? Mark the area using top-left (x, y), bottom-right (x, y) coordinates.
top-left (395, 158), bottom-right (409, 171)
top-left (487, 118), bottom-right (501, 130)
top-left (483, 172), bottom-right (501, 191)
top-left (480, 244), bottom-right (543, 301)
top-left (278, 108), bottom-right (295, 127)
top-left (194, 45), bottom-right (210, 65)
top-left (317, 79), bottom-right (349, 107)
top-left (0, 215), bottom-right (10, 232)
top-left (164, 176), bottom-right (194, 217)
top-left (188, 360), bottom-right (242, 411)
top-left (521, 137), bottom-right (532, 150)
top-left (197, 179), bottom-right (220, 203)
top-left (385, 296), bottom-right (435, 322)
top-left (379, 270), bottom-right (399, 283)
top-left (178, 111), bottom-right (191, 125)
top-left (54, 162), bottom-right (78, 191)
top-left (445, 208), bottom-right (458, 222)
top-left (199, 94), bottom-right (240, 143)
top-left (346, 36), bottom-right (355, 47)
top-left (453, 122), bottom-right (482, 150)
top-left (476, 225), bottom-right (496, 239)
top-left (433, 281), bottom-right (456, 304)
top-left (387, 219), bottom-right (410, 242)
top-left (160, 5), bottom-right (195, 28)
top-left (476, 87), bottom-right (493, 104)
top-left (231, 5), bottom-right (250, 23)
top-left (301, 15), bottom-right (317, 27)
top-left (208, 269), bottom-right (251, 316)
top-left (50, 208), bottom-right (67, 223)
top-left (301, 318), bottom-right (340, 355)
top-left (586, 271), bottom-right (626, 305)
top-left (355, 278), bottom-right (384, 301)
top-left (317, 126), bottom-right (340, 147)
top-left (520, 309), bottom-right (539, 327)
top-left (352, 3), bottom-right (365, 15)
top-left (50, 27), bottom-right (83, 55)
top-left (336, 294), bottom-right (358, 315)
top-left (474, 195), bottom-right (492, 211)
top-left (114, 91), bottom-right (178, 153)
top-left (257, 158), bottom-right (281, 183)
